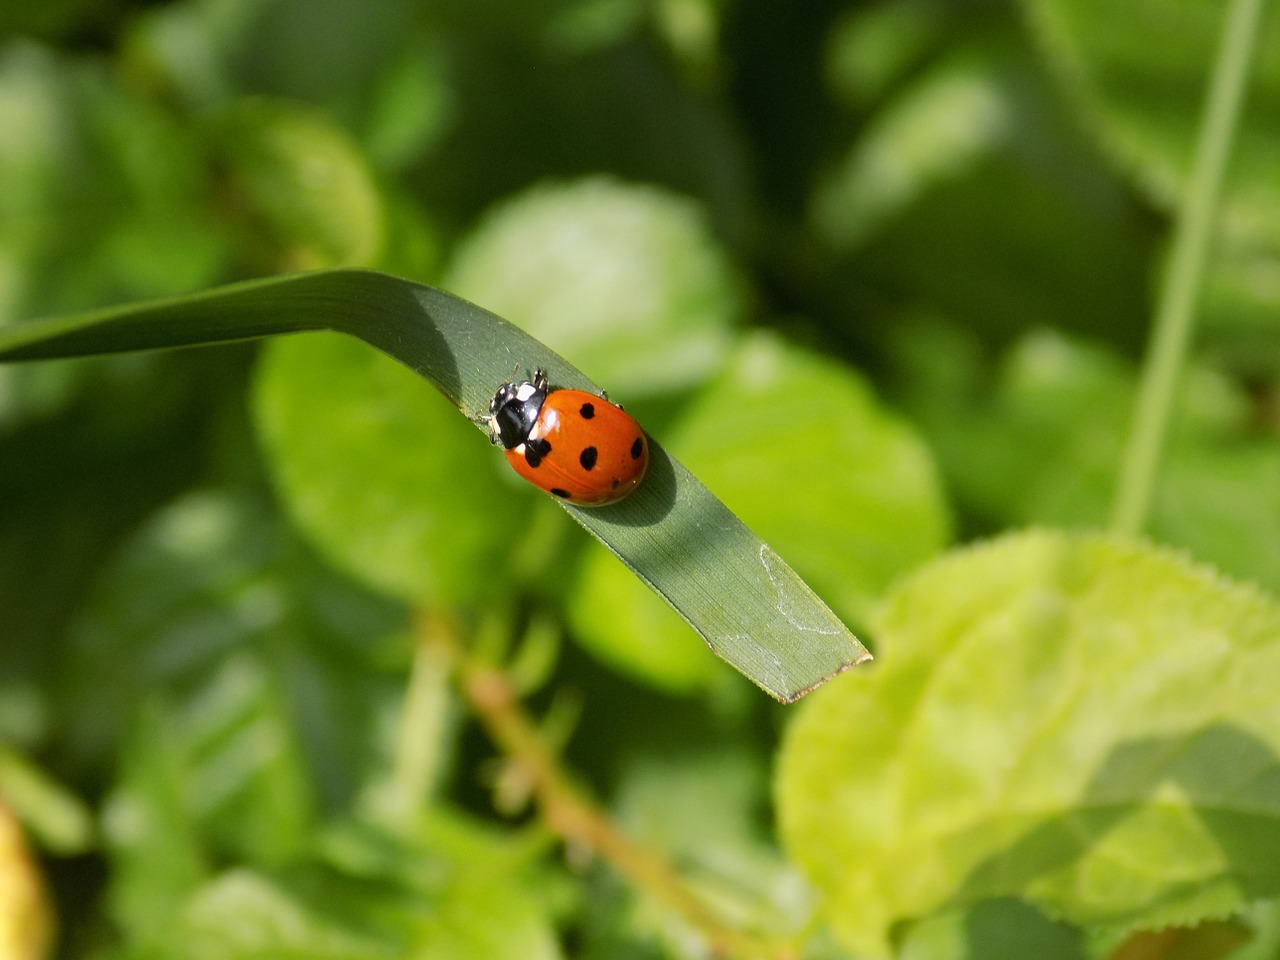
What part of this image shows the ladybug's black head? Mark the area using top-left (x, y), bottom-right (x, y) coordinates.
top-left (488, 373), bottom-right (548, 449)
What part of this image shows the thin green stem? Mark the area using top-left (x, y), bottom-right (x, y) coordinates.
top-left (1111, 0), bottom-right (1267, 534)
top-left (378, 612), bottom-right (455, 825)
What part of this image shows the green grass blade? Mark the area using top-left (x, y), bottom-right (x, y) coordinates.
top-left (0, 269), bottom-right (869, 701)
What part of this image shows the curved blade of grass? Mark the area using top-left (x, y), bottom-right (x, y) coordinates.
top-left (0, 269), bottom-right (869, 701)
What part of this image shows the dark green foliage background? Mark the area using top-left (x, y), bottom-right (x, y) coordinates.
top-left (1, 0), bottom-right (1278, 957)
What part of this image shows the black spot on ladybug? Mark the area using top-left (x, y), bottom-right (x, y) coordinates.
top-left (579, 402), bottom-right (595, 419)
top-left (524, 438), bottom-right (552, 468)
top-left (630, 437), bottom-right (644, 460)
top-left (579, 446), bottom-right (598, 471)
top-left (550, 488), bottom-right (572, 499)
top-left (611, 479), bottom-right (620, 489)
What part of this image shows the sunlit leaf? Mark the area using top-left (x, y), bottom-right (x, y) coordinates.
top-left (207, 99), bottom-right (386, 270)
top-left (778, 530), bottom-right (1280, 956)
top-left (444, 177), bottom-right (741, 396)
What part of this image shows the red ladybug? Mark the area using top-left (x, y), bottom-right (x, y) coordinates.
top-left (487, 369), bottom-right (649, 506)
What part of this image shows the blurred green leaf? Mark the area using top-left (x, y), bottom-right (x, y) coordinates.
top-left (1230, 898), bottom-right (1280, 960)
top-left (897, 899), bottom-right (1086, 960)
top-left (65, 490), bottom-right (407, 807)
top-left (107, 812), bottom-right (565, 960)
top-left (409, 870), bottom-right (564, 960)
top-left (894, 325), bottom-right (1280, 590)
top-left (0, 41), bottom-right (228, 320)
top-left (123, 0), bottom-right (422, 118)
top-left (825, 0), bottom-right (950, 109)
top-left (814, 34), bottom-right (1155, 346)
top-left (569, 332), bottom-right (948, 693)
top-left (70, 488), bottom-right (564, 957)
top-left (174, 870), bottom-right (394, 960)
top-left (778, 530), bottom-right (1280, 956)
top-left (815, 51), bottom-right (1012, 248)
top-left (1023, 0), bottom-right (1280, 368)
top-left (445, 178), bottom-right (742, 397)
top-left (0, 39), bottom-right (232, 429)
top-left (253, 332), bottom-right (527, 608)
top-left (207, 99), bottom-right (386, 270)
top-left (104, 700), bottom-right (211, 942)
top-left (611, 745), bottom-right (810, 948)
top-left (358, 36), bottom-right (455, 172)
top-left (0, 745), bottom-right (95, 854)
top-left (1, 270), bottom-right (866, 700)
top-left (674, 333), bottom-right (951, 625)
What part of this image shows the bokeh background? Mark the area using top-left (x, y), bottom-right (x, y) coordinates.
top-left (1, 0), bottom-right (1278, 957)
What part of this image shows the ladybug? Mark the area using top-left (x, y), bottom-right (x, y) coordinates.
top-left (487, 368), bottom-right (649, 506)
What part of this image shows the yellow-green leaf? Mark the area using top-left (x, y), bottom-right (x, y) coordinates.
top-left (778, 530), bottom-right (1280, 955)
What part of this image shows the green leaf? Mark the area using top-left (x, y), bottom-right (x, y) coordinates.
top-left (1023, 0), bottom-right (1280, 365)
top-left (103, 701), bottom-right (211, 942)
top-left (812, 33), bottom-right (1156, 347)
top-left (63, 490), bottom-right (406, 809)
top-left (174, 870), bottom-right (394, 960)
top-left (123, 0), bottom-right (424, 117)
top-left (814, 50), bottom-right (1012, 250)
top-left (568, 332), bottom-right (947, 693)
top-left (408, 869), bottom-right (564, 960)
top-left (253, 333), bottom-right (526, 608)
top-left (897, 899), bottom-right (1086, 960)
top-left (611, 746), bottom-right (809, 947)
top-left (107, 805), bottom-right (568, 959)
top-left (0, 41), bottom-right (228, 319)
top-left (824, 0), bottom-right (950, 109)
top-left (444, 178), bottom-right (741, 397)
top-left (0, 269), bottom-right (866, 701)
top-left (0, 745), bottom-right (95, 855)
top-left (1231, 898), bottom-right (1280, 960)
top-left (894, 326), bottom-right (1280, 592)
top-left (206, 99), bottom-right (386, 270)
top-left (777, 530), bottom-right (1280, 956)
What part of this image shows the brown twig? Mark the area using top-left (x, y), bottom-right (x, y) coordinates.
top-left (418, 611), bottom-right (796, 960)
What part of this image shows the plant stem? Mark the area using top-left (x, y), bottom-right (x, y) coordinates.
top-left (1110, 0), bottom-right (1266, 535)
top-left (422, 616), bottom-right (795, 960)
top-left (387, 615), bottom-right (454, 817)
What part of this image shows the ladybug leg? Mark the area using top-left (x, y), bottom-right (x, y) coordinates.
top-left (474, 411), bottom-right (502, 445)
